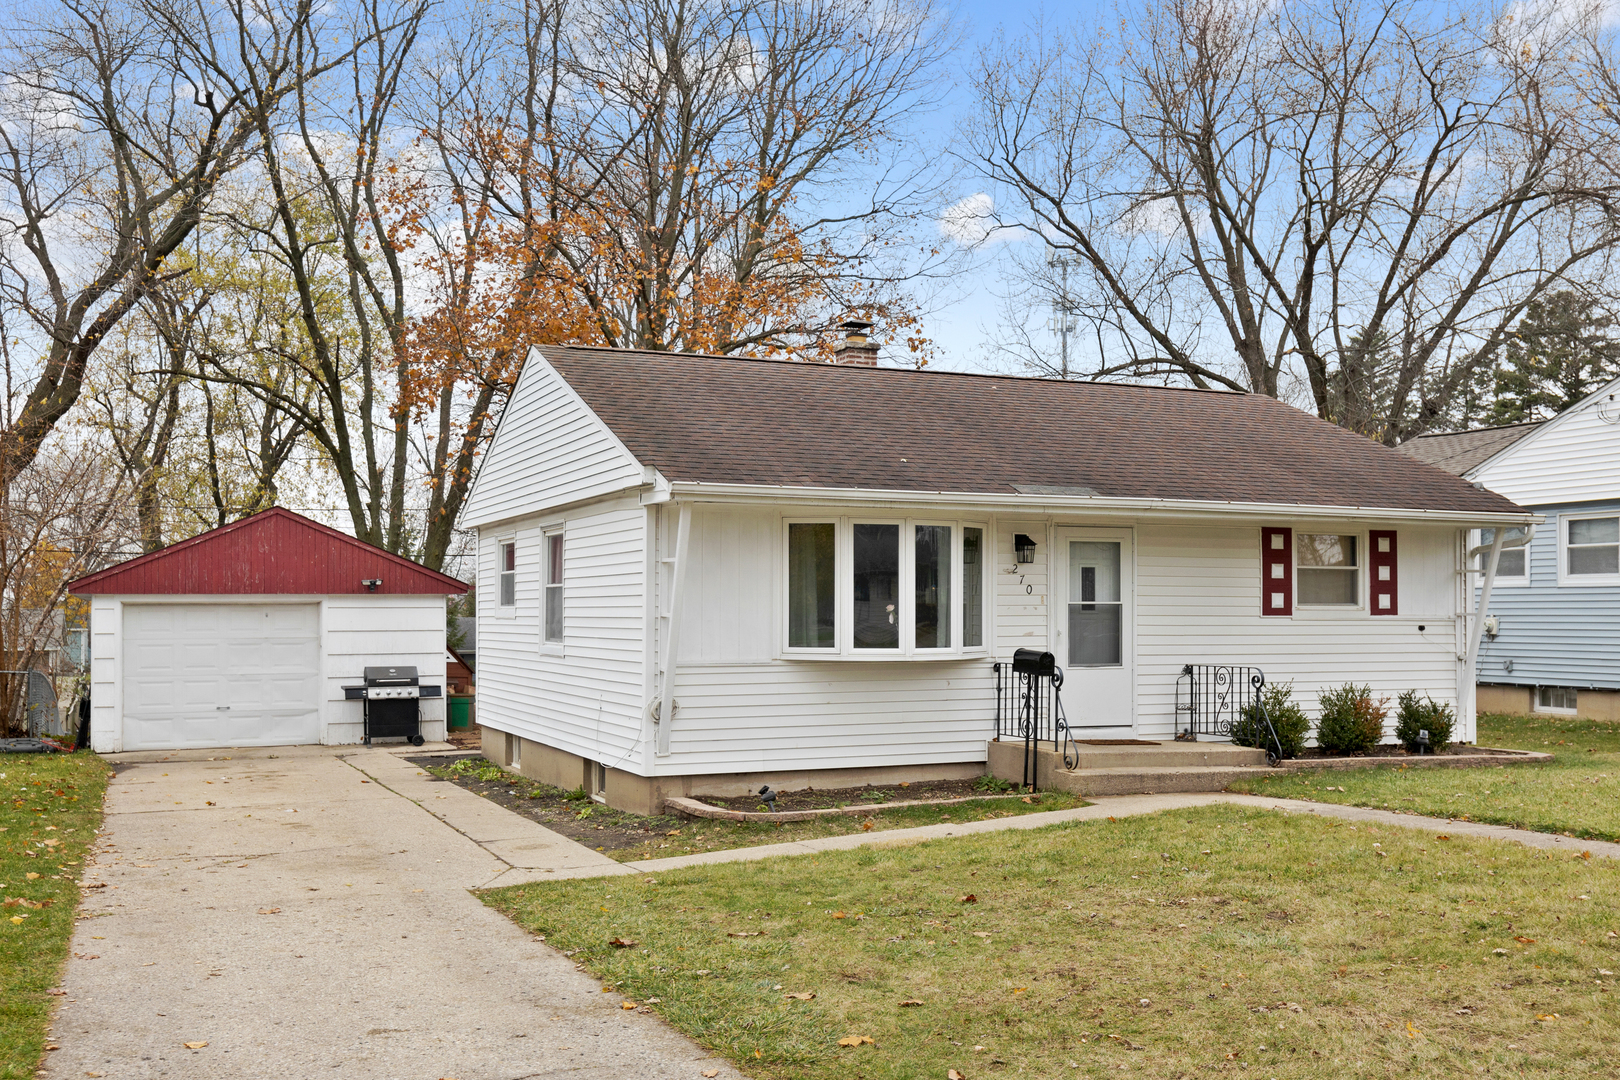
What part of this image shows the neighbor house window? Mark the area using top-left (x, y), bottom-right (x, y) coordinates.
top-left (1296, 534), bottom-right (1359, 606)
top-left (785, 519), bottom-right (987, 655)
top-left (498, 540), bottom-right (516, 607)
top-left (1475, 527), bottom-right (1529, 583)
top-left (1565, 515), bottom-right (1619, 579)
top-left (1535, 686), bottom-right (1577, 714)
top-left (544, 532), bottom-right (564, 642)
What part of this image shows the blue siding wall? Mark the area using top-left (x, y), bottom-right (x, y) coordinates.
top-left (1476, 500), bottom-right (1620, 690)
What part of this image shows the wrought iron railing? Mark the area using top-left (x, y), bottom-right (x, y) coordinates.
top-left (993, 650), bottom-right (1077, 790)
top-left (1174, 663), bottom-right (1284, 764)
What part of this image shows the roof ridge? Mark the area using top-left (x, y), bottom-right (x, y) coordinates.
top-left (536, 343), bottom-right (1250, 397)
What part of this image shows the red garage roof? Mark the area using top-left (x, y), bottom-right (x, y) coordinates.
top-left (69, 508), bottom-right (467, 596)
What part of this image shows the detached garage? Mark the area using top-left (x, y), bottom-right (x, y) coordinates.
top-left (70, 508), bottom-right (467, 753)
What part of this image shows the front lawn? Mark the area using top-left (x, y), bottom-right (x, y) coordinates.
top-left (485, 804), bottom-right (1620, 1079)
top-left (0, 752), bottom-right (109, 1080)
top-left (1229, 713), bottom-right (1620, 841)
top-left (417, 756), bottom-right (1085, 860)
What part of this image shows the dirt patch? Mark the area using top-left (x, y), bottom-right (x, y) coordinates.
top-left (405, 753), bottom-right (690, 854)
top-left (696, 777), bottom-right (1009, 813)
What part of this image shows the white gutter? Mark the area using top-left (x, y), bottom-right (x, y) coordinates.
top-left (665, 480), bottom-right (1541, 527)
top-left (653, 503), bottom-right (691, 757)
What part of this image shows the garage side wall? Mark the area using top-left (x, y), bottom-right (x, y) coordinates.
top-left (476, 495), bottom-right (648, 773)
top-left (88, 596), bottom-right (122, 753)
top-left (323, 594), bottom-right (449, 744)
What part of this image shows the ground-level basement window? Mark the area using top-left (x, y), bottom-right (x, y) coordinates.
top-left (786, 519), bottom-right (986, 656)
top-left (1535, 686), bottom-right (1578, 714)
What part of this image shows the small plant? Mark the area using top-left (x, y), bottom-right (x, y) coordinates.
top-left (562, 785), bottom-right (590, 801)
top-left (1231, 681), bottom-right (1310, 759)
top-left (974, 774), bottom-right (1014, 793)
top-left (1395, 691), bottom-right (1456, 753)
top-left (1315, 683), bottom-right (1389, 755)
top-left (446, 757), bottom-right (485, 776)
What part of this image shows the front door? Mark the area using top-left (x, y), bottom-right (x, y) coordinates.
top-left (1053, 529), bottom-right (1134, 735)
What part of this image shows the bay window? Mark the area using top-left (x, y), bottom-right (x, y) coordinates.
top-left (784, 518), bottom-right (988, 656)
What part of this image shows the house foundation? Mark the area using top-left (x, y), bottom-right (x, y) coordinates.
top-left (1477, 683), bottom-right (1620, 722)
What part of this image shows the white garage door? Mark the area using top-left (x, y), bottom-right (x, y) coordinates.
top-left (122, 604), bottom-right (322, 750)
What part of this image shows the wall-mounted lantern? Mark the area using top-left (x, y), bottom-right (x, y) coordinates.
top-left (362, 578), bottom-right (382, 592)
top-left (1014, 534), bottom-right (1037, 564)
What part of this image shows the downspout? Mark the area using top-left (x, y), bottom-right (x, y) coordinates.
top-left (1462, 524), bottom-right (1534, 736)
top-left (654, 503), bottom-right (691, 757)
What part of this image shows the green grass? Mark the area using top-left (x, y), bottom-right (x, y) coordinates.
top-left (485, 804), bottom-right (1620, 1079)
top-left (0, 753), bottom-right (109, 1080)
top-left (1229, 713), bottom-right (1620, 842)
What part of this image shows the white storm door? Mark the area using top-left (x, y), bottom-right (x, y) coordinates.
top-left (1053, 529), bottom-right (1134, 734)
top-left (122, 603), bottom-right (322, 750)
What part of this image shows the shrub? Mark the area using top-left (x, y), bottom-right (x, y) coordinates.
top-left (1315, 683), bottom-right (1389, 755)
top-left (1231, 680), bottom-right (1310, 760)
top-left (1395, 691), bottom-right (1456, 753)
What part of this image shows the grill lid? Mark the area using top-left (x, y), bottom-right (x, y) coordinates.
top-left (364, 665), bottom-right (420, 685)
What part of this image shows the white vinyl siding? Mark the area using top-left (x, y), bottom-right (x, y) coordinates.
top-left (475, 497), bottom-right (647, 771)
top-left (461, 348), bottom-right (648, 529)
top-left (1469, 376), bottom-right (1620, 506)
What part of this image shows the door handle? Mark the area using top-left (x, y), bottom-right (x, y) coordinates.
top-left (216, 706), bottom-right (231, 711)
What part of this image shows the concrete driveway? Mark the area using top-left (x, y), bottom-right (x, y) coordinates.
top-left (41, 746), bottom-right (740, 1080)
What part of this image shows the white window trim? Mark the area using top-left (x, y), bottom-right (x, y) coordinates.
top-left (541, 529), bottom-right (565, 654)
top-left (780, 516), bottom-right (991, 660)
top-left (1293, 531), bottom-right (1365, 612)
top-left (1533, 686), bottom-right (1579, 715)
top-left (496, 537), bottom-right (517, 616)
top-left (1557, 511), bottom-right (1620, 587)
top-left (1470, 528), bottom-right (1530, 588)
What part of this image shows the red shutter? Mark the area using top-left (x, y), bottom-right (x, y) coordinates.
top-left (1369, 530), bottom-right (1398, 615)
top-left (1261, 527), bottom-right (1292, 616)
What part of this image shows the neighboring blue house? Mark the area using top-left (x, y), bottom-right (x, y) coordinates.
top-left (1400, 377), bottom-right (1620, 721)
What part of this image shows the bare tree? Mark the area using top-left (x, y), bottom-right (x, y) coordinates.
top-left (0, 0), bottom-right (344, 482)
top-left (966, 0), bottom-right (1620, 442)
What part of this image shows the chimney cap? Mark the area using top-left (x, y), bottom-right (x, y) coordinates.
top-left (840, 320), bottom-right (874, 335)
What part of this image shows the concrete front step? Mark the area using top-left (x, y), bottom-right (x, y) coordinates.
top-left (987, 738), bottom-right (1275, 796)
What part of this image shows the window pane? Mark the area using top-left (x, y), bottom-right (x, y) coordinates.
top-left (1069, 542), bottom-right (1120, 603)
top-left (548, 534), bottom-right (564, 585)
top-left (1570, 517), bottom-right (1620, 546)
top-left (1298, 567), bottom-right (1357, 604)
top-left (853, 524), bottom-right (899, 649)
top-left (1497, 549), bottom-right (1526, 578)
top-left (788, 523), bottom-right (836, 648)
top-left (545, 584), bottom-right (563, 641)
top-left (499, 572), bottom-right (515, 607)
top-left (502, 542), bottom-right (515, 572)
top-left (915, 525), bottom-right (951, 649)
top-left (962, 528), bottom-right (983, 648)
top-left (1570, 544), bottom-right (1620, 576)
top-left (1068, 605), bottom-right (1121, 666)
top-left (1298, 534), bottom-right (1357, 568)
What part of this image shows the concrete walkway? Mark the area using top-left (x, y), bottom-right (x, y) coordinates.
top-left (42, 746), bottom-right (740, 1080)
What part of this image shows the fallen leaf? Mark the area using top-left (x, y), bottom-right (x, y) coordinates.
top-left (1537, 1013), bottom-right (1558, 1022)
top-left (46, 989), bottom-right (66, 996)
top-left (959, 894), bottom-right (977, 904)
top-left (1436, 835), bottom-right (1449, 841)
top-left (832, 911), bottom-right (847, 919)
top-left (861, 819), bottom-right (875, 831)
top-left (948, 1070), bottom-right (967, 1080)
top-left (899, 999), bottom-right (924, 1007)
top-left (1514, 936), bottom-right (1537, 945)
top-left (183, 1041), bottom-right (208, 1049)
top-left (1107, 816), bottom-right (1117, 822)
top-left (838, 1035), bottom-right (875, 1047)
top-left (258, 907), bottom-right (281, 915)
top-left (621, 1001), bottom-right (636, 1010)
top-left (608, 937), bottom-right (638, 948)
top-left (784, 991), bottom-right (816, 1001)
top-left (702, 1071), bottom-right (719, 1078)
top-left (726, 930), bottom-right (763, 937)
top-left (26, 872), bottom-right (39, 880)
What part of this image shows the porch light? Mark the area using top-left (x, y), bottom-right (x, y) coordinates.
top-left (362, 578), bottom-right (382, 592)
top-left (1014, 534), bottom-right (1037, 563)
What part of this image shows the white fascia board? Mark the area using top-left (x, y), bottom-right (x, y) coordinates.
top-left (1466, 372), bottom-right (1620, 481)
top-left (666, 481), bottom-right (1542, 527)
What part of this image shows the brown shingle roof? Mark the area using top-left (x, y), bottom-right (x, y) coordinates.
top-left (538, 345), bottom-right (1526, 516)
top-left (1395, 423), bottom-right (1542, 477)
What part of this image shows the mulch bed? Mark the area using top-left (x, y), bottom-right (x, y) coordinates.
top-left (1291, 744), bottom-right (1524, 759)
top-left (405, 753), bottom-right (689, 853)
top-left (697, 777), bottom-right (1002, 813)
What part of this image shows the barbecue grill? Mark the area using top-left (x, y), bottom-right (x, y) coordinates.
top-left (342, 665), bottom-right (442, 745)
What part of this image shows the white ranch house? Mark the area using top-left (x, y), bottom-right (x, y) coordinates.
top-left (463, 343), bottom-right (1534, 813)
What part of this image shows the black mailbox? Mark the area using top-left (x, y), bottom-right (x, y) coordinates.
top-left (1012, 648), bottom-right (1055, 676)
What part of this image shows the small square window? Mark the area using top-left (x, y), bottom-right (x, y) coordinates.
top-left (1297, 534), bottom-right (1359, 606)
top-left (1567, 516), bottom-right (1619, 578)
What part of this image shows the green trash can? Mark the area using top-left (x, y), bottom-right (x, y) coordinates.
top-left (448, 695), bottom-right (473, 730)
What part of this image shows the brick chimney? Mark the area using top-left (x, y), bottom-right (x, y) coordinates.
top-left (832, 320), bottom-right (878, 366)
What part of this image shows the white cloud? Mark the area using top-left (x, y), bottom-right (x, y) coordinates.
top-left (938, 191), bottom-right (996, 248)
